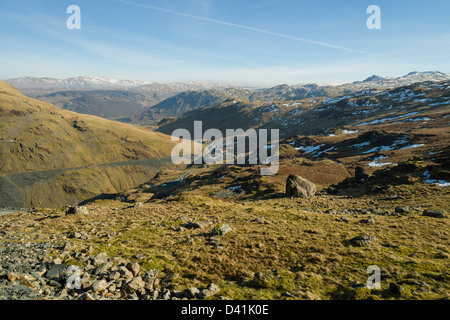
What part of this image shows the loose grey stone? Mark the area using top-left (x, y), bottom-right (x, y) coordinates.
top-left (251, 216), bottom-right (267, 224)
top-left (172, 290), bottom-right (184, 299)
top-left (359, 216), bottom-right (374, 224)
top-left (254, 272), bottom-right (264, 280)
top-left (338, 217), bottom-right (350, 223)
top-left (92, 279), bottom-right (108, 293)
top-left (108, 283), bottom-right (117, 293)
top-left (182, 221), bottom-right (202, 229)
top-left (119, 266), bottom-right (134, 279)
top-left (207, 283), bottom-right (220, 295)
top-left (122, 277), bottom-right (145, 294)
top-left (58, 289), bottom-right (69, 299)
top-left (48, 279), bottom-right (62, 288)
top-left (143, 270), bottom-right (159, 290)
top-left (184, 287), bottom-right (200, 299)
top-left (281, 291), bottom-right (297, 298)
top-left (108, 271), bottom-right (121, 281)
top-left (160, 289), bottom-right (171, 300)
top-left (12, 285), bottom-right (31, 294)
top-left (212, 188), bottom-right (245, 199)
top-left (30, 272), bottom-right (46, 286)
top-left (94, 262), bottom-right (113, 275)
top-left (126, 262), bottom-right (140, 277)
top-left (126, 292), bottom-right (139, 300)
top-left (79, 292), bottom-right (95, 300)
top-left (199, 289), bottom-right (213, 299)
top-left (7, 272), bottom-right (21, 282)
top-left (212, 224), bottom-right (233, 237)
top-left (92, 252), bottom-right (109, 266)
top-left (46, 264), bottom-right (67, 279)
top-left (395, 206), bottom-right (410, 214)
top-left (140, 293), bottom-right (153, 300)
top-left (199, 283), bottom-right (220, 299)
top-left (422, 210), bottom-right (445, 219)
top-left (111, 256), bottom-right (128, 266)
top-left (349, 234), bottom-right (378, 247)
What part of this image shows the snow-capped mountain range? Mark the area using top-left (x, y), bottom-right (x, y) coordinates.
top-left (3, 71), bottom-right (449, 123)
top-left (3, 76), bottom-right (230, 91)
top-left (352, 71), bottom-right (450, 88)
top-left (134, 81), bottom-right (231, 95)
top-left (2, 76), bottom-right (149, 90)
top-left (4, 71), bottom-right (450, 92)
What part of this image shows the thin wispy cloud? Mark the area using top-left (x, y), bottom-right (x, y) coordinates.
top-left (0, 6), bottom-right (279, 79)
top-left (113, 0), bottom-right (373, 55)
top-left (2, 0), bottom-right (448, 84)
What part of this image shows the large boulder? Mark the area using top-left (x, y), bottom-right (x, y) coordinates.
top-left (66, 206), bottom-right (89, 215)
top-left (286, 174), bottom-right (316, 198)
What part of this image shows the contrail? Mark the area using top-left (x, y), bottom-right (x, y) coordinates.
top-left (113, 0), bottom-right (373, 55)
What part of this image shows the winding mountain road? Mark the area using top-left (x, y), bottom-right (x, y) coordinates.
top-left (0, 156), bottom-right (174, 209)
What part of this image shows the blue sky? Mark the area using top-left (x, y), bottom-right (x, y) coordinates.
top-left (0, 0), bottom-right (449, 86)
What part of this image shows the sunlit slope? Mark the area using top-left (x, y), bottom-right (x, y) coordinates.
top-left (0, 82), bottom-right (175, 174)
top-left (0, 82), bottom-right (178, 208)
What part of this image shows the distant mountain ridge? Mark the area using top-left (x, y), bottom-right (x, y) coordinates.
top-left (135, 71), bottom-right (450, 125)
top-left (5, 71), bottom-right (449, 91)
top-left (352, 71), bottom-right (450, 88)
top-left (4, 71), bottom-right (450, 123)
top-left (4, 77), bottom-right (232, 120)
top-left (3, 76), bottom-right (150, 90)
top-left (4, 76), bottom-right (230, 91)
top-left (156, 80), bottom-right (450, 139)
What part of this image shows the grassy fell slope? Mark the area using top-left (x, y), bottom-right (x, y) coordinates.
top-left (0, 82), bottom-right (177, 208)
